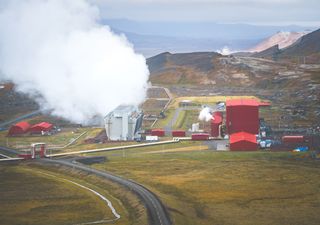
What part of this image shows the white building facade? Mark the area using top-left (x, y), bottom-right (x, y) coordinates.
top-left (104, 105), bottom-right (143, 141)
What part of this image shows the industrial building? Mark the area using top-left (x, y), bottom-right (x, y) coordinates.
top-left (230, 132), bottom-right (257, 151)
top-left (8, 121), bottom-right (31, 136)
top-left (104, 105), bottom-right (143, 141)
top-left (226, 99), bottom-right (260, 135)
top-left (29, 122), bottom-right (53, 134)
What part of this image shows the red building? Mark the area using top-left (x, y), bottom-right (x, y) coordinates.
top-left (230, 132), bottom-right (257, 151)
top-left (29, 122), bottom-right (53, 134)
top-left (282, 136), bottom-right (304, 144)
top-left (8, 121), bottom-right (31, 136)
top-left (226, 99), bottom-right (259, 135)
top-left (211, 112), bottom-right (223, 137)
top-left (192, 133), bottom-right (210, 140)
top-left (172, 130), bottom-right (186, 137)
top-left (151, 129), bottom-right (165, 137)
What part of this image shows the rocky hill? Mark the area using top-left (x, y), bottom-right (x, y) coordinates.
top-left (249, 31), bottom-right (308, 52)
top-left (249, 28), bottom-right (320, 62)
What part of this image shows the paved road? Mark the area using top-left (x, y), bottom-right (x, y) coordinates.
top-left (42, 158), bottom-right (172, 225)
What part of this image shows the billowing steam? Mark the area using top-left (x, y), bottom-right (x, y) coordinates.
top-left (198, 107), bottom-right (213, 122)
top-left (0, 0), bottom-right (149, 124)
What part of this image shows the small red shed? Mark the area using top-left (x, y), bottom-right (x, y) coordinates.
top-left (29, 122), bottom-right (53, 134)
top-left (8, 121), bottom-right (31, 136)
top-left (230, 132), bottom-right (257, 151)
top-left (211, 112), bottom-right (223, 137)
top-left (172, 130), bottom-right (186, 137)
top-left (282, 136), bottom-right (304, 144)
top-left (151, 129), bottom-right (165, 137)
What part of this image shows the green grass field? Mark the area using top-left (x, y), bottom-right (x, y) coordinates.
top-left (92, 143), bottom-right (320, 225)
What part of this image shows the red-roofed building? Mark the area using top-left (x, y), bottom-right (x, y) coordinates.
top-left (211, 112), bottom-right (223, 137)
top-left (226, 99), bottom-right (260, 135)
top-left (230, 132), bottom-right (257, 151)
top-left (29, 122), bottom-right (53, 134)
top-left (8, 121), bottom-right (31, 136)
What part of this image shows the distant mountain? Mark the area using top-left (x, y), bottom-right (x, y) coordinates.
top-left (249, 31), bottom-right (308, 52)
top-left (111, 28), bottom-right (261, 57)
top-left (104, 19), bottom-right (314, 57)
top-left (104, 19), bottom-right (314, 39)
top-left (250, 28), bottom-right (320, 61)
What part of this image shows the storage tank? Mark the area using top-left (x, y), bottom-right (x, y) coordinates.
top-left (226, 99), bottom-right (259, 135)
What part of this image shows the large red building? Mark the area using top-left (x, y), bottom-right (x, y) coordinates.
top-left (226, 99), bottom-right (259, 135)
top-left (230, 132), bottom-right (257, 151)
top-left (8, 121), bottom-right (31, 136)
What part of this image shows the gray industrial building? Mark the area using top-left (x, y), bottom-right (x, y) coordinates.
top-left (104, 105), bottom-right (143, 141)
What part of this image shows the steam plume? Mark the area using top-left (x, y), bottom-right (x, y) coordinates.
top-left (0, 0), bottom-right (149, 124)
top-left (198, 107), bottom-right (213, 122)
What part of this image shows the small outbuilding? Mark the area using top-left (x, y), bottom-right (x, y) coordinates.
top-left (230, 132), bottom-right (257, 151)
top-left (211, 112), bottom-right (223, 137)
top-left (8, 121), bottom-right (31, 136)
top-left (151, 129), bottom-right (165, 137)
top-left (29, 122), bottom-right (53, 134)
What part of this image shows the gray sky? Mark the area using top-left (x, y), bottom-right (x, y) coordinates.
top-left (91, 0), bottom-right (320, 26)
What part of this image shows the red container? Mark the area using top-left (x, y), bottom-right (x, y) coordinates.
top-left (151, 129), bottom-right (165, 137)
top-left (18, 154), bottom-right (33, 159)
top-left (192, 133), bottom-right (209, 140)
top-left (282, 136), bottom-right (304, 144)
top-left (172, 130), bottom-right (186, 137)
top-left (211, 112), bottom-right (223, 137)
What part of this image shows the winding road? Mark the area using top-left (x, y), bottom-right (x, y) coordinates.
top-left (0, 144), bottom-right (172, 225)
top-left (42, 158), bottom-right (172, 225)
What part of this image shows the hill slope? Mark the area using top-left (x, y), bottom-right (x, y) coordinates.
top-left (250, 28), bottom-right (320, 62)
top-left (280, 28), bottom-right (320, 57)
top-left (249, 31), bottom-right (308, 52)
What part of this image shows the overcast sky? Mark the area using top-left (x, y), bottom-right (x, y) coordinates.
top-left (90, 0), bottom-right (320, 26)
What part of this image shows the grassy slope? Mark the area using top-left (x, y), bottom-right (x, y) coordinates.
top-left (93, 144), bottom-right (320, 225)
top-left (0, 163), bottom-right (148, 225)
top-left (0, 164), bottom-right (113, 225)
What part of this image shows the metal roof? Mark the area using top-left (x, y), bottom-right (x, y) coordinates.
top-left (105, 105), bottom-right (141, 118)
top-left (12, 121), bottom-right (30, 131)
top-left (230, 132), bottom-right (257, 144)
top-left (226, 99), bottom-right (259, 107)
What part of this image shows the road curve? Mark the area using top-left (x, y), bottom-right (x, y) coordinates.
top-left (42, 158), bottom-right (172, 225)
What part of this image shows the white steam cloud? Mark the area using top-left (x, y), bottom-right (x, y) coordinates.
top-left (198, 107), bottom-right (213, 122)
top-left (0, 0), bottom-right (149, 124)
